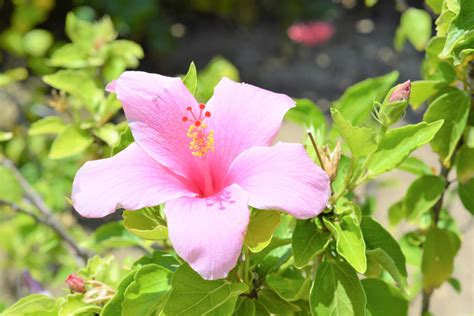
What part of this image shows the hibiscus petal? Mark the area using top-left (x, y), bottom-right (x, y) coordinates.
top-left (72, 143), bottom-right (197, 218)
top-left (164, 184), bottom-right (249, 280)
top-left (227, 142), bottom-right (330, 219)
top-left (205, 78), bottom-right (295, 189)
top-left (112, 71), bottom-right (200, 180)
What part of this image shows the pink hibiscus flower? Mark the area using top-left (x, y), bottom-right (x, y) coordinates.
top-left (72, 72), bottom-right (330, 280)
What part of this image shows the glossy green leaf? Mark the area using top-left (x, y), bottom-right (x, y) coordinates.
top-left (258, 289), bottom-right (301, 314)
top-left (58, 294), bottom-right (101, 316)
top-left (330, 108), bottom-right (377, 157)
top-left (133, 250), bottom-right (180, 273)
top-left (2, 294), bottom-right (59, 316)
top-left (48, 126), bottom-right (93, 159)
top-left (101, 270), bottom-right (137, 316)
top-left (333, 71), bottom-right (398, 126)
top-left (245, 209), bottom-right (280, 252)
top-left (395, 8), bottom-right (432, 51)
top-left (234, 297), bottom-right (256, 316)
top-left (423, 90), bottom-right (470, 166)
top-left (29, 116), bottom-right (66, 136)
top-left (122, 264), bottom-right (171, 315)
top-left (0, 166), bottom-right (22, 203)
top-left (422, 227), bottom-right (460, 290)
top-left (123, 206), bottom-right (168, 240)
top-left (183, 62), bottom-right (198, 96)
top-left (362, 279), bottom-right (408, 316)
top-left (292, 219), bottom-right (331, 268)
top-left (361, 217), bottom-right (407, 282)
top-left (440, 0), bottom-right (474, 58)
top-left (324, 216), bottom-right (367, 273)
top-left (285, 98), bottom-right (327, 129)
top-left (404, 175), bottom-right (446, 220)
top-left (310, 260), bottom-right (366, 316)
top-left (164, 264), bottom-right (248, 316)
top-left (398, 157), bottom-right (433, 176)
top-left (367, 120), bottom-right (444, 176)
top-left (266, 274), bottom-right (311, 302)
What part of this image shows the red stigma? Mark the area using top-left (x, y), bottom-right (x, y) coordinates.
top-left (182, 116), bottom-right (188, 122)
top-left (186, 106), bottom-right (192, 111)
top-left (205, 111), bottom-right (211, 117)
top-left (199, 103), bottom-right (206, 109)
top-left (195, 121), bottom-right (201, 127)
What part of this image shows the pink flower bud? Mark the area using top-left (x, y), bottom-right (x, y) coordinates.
top-left (389, 80), bottom-right (411, 102)
top-left (66, 273), bottom-right (86, 293)
top-left (287, 21), bottom-right (335, 47)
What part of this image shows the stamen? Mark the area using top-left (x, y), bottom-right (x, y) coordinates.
top-left (181, 104), bottom-right (214, 157)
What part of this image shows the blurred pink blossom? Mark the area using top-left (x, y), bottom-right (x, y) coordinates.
top-left (287, 21), bottom-right (335, 47)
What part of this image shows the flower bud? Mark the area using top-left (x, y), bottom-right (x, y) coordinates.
top-left (377, 80), bottom-right (411, 126)
top-left (66, 273), bottom-right (86, 293)
top-left (389, 80), bottom-right (411, 102)
top-left (321, 141), bottom-right (341, 181)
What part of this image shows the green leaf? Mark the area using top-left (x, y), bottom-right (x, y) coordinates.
top-left (0, 131), bottom-right (13, 142)
top-left (448, 277), bottom-right (462, 293)
top-left (43, 70), bottom-right (102, 111)
top-left (258, 289), bottom-right (301, 314)
top-left (93, 221), bottom-right (141, 249)
top-left (234, 297), bottom-right (256, 316)
top-left (310, 260), bottom-right (366, 316)
top-left (456, 145), bottom-right (474, 183)
top-left (0, 67), bottom-right (28, 87)
top-left (93, 123), bottom-right (120, 147)
top-left (388, 200), bottom-right (405, 226)
top-left (323, 216), bottom-right (367, 273)
top-left (265, 274), bottom-right (311, 302)
top-left (58, 294), bottom-right (101, 316)
top-left (107, 40), bottom-right (143, 67)
top-left (292, 219), bottom-right (331, 268)
top-left (48, 43), bottom-right (88, 68)
top-left (197, 57), bottom-right (239, 102)
top-left (183, 62), bottom-right (198, 96)
top-left (164, 264), bottom-right (248, 316)
top-left (123, 206), bottom-right (168, 240)
top-left (361, 217), bottom-right (407, 282)
top-left (285, 98), bottom-right (327, 129)
top-left (97, 94), bottom-right (122, 126)
top-left (29, 116), bottom-right (66, 136)
top-left (395, 8), bottom-right (432, 51)
top-left (244, 209), bottom-right (280, 252)
top-left (2, 294), bottom-right (59, 316)
top-left (362, 279), bottom-right (408, 316)
top-left (23, 29), bottom-right (53, 57)
top-left (101, 270), bottom-right (137, 316)
top-left (398, 157), bottom-right (433, 176)
top-left (440, 0), bottom-right (474, 58)
top-left (458, 179), bottom-right (474, 215)
top-left (133, 250), bottom-right (180, 272)
top-left (334, 71), bottom-right (399, 126)
top-left (423, 90), bottom-right (470, 166)
top-left (409, 80), bottom-right (445, 109)
top-left (48, 126), bottom-right (93, 159)
top-left (403, 175), bottom-right (446, 220)
top-left (422, 227), bottom-right (460, 290)
top-left (367, 120), bottom-right (444, 176)
top-left (0, 166), bottom-right (23, 203)
top-left (330, 108), bottom-right (377, 157)
top-left (122, 264), bottom-right (171, 316)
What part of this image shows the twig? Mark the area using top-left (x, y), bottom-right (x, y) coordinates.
top-left (0, 158), bottom-right (91, 263)
top-left (307, 131), bottom-right (326, 171)
top-left (421, 291), bottom-right (432, 315)
top-left (433, 165), bottom-right (451, 224)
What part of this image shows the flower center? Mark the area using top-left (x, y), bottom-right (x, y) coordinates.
top-left (182, 103), bottom-right (214, 157)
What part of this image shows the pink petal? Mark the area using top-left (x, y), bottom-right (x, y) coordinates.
top-left (72, 143), bottom-right (198, 218)
top-left (112, 71), bottom-right (200, 180)
top-left (164, 184), bottom-right (250, 280)
top-left (205, 78), bottom-right (295, 190)
top-left (226, 142), bottom-right (330, 219)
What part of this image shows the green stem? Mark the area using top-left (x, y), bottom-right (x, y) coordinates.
top-left (243, 247), bottom-right (251, 286)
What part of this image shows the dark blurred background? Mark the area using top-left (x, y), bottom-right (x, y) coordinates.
top-left (1, 0), bottom-right (425, 106)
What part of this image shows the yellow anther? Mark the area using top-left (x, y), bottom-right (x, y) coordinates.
top-left (187, 124), bottom-right (215, 157)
